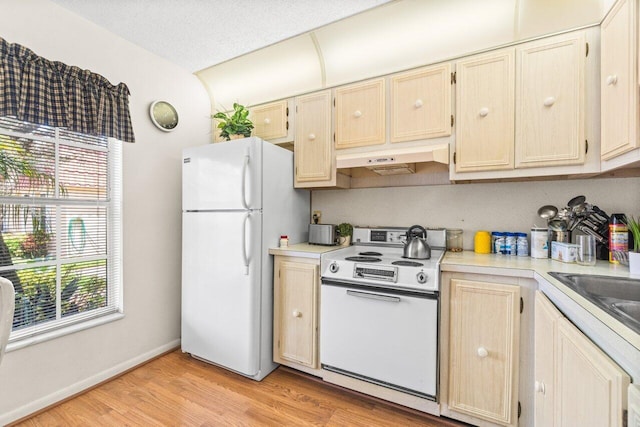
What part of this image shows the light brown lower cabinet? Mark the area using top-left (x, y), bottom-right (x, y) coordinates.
top-left (534, 291), bottom-right (630, 427)
top-left (446, 277), bottom-right (521, 426)
top-left (629, 384), bottom-right (640, 427)
top-left (272, 256), bottom-right (320, 376)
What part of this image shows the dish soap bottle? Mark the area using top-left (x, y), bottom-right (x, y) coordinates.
top-left (609, 213), bottom-right (628, 263)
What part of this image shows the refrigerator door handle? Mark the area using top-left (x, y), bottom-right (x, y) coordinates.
top-left (241, 212), bottom-right (250, 275)
top-left (241, 150), bottom-right (250, 209)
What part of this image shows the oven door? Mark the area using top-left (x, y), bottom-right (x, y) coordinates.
top-left (320, 280), bottom-right (438, 399)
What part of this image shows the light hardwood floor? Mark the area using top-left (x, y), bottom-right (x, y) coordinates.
top-left (14, 350), bottom-right (465, 426)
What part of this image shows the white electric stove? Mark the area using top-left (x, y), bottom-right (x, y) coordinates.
top-left (320, 226), bottom-right (446, 400)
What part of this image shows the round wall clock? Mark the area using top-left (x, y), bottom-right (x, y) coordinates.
top-left (149, 100), bottom-right (179, 131)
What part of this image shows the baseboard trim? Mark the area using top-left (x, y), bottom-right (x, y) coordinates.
top-left (2, 340), bottom-right (181, 426)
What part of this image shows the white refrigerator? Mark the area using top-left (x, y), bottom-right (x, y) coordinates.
top-left (181, 137), bottom-right (309, 380)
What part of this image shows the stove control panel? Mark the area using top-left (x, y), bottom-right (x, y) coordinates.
top-left (353, 227), bottom-right (407, 245)
top-left (369, 230), bottom-right (406, 244)
top-left (353, 227), bottom-right (447, 248)
top-left (416, 272), bottom-right (428, 284)
top-left (353, 264), bottom-right (398, 283)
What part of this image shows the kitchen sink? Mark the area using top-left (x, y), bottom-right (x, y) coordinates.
top-left (612, 301), bottom-right (640, 322)
top-left (548, 272), bottom-right (640, 334)
top-left (552, 274), bottom-right (640, 301)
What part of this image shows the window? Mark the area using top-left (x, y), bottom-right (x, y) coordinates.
top-left (0, 116), bottom-right (122, 345)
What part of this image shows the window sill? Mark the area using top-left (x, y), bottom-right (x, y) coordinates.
top-left (6, 312), bottom-right (125, 352)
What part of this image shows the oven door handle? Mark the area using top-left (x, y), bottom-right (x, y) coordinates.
top-left (346, 289), bottom-right (401, 303)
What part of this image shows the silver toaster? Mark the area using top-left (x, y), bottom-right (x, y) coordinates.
top-left (309, 224), bottom-right (338, 246)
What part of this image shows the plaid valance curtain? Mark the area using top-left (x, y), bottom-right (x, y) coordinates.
top-left (0, 37), bottom-right (135, 142)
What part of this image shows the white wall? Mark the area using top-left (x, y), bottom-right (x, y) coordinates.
top-left (0, 0), bottom-right (211, 423)
top-left (312, 177), bottom-right (640, 249)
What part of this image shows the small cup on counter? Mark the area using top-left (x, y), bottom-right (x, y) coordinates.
top-left (447, 229), bottom-right (463, 252)
top-left (576, 234), bottom-right (597, 266)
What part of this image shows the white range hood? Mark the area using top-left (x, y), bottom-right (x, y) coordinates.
top-left (337, 144), bottom-right (449, 174)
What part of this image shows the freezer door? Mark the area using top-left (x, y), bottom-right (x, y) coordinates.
top-left (183, 138), bottom-right (262, 210)
top-left (182, 211), bottom-right (263, 376)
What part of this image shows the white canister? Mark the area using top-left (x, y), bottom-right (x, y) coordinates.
top-left (531, 227), bottom-right (548, 259)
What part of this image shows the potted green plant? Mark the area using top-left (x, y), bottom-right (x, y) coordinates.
top-left (212, 103), bottom-right (254, 140)
top-left (627, 215), bottom-right (640, 275)
top-left (337, 223), bottom-right (353, 246)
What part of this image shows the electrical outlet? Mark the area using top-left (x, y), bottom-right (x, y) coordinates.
top-left (312, 210), bottom-right (322, 224)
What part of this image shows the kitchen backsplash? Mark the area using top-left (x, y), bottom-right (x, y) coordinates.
top-left (312, 177), bottom-right (640, 250)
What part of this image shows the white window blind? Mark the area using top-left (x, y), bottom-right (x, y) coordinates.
top-left (0, 116), bottom-right (122, 343)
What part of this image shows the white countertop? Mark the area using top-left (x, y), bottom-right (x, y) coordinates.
top-left (443, 250), bottom-right (632, 277)
top-left (442, 251), bottom-right (640, 351)
top-left (268, 242), bottom-right (343, 259)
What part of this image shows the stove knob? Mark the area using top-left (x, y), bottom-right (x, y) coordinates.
top-left (416, 272), bottom-right (428, 284)
top-left (329, 262), bottom-right (339, 273)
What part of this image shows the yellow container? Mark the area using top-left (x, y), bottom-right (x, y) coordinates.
top-left (474, 231), bottom-right (491, 254)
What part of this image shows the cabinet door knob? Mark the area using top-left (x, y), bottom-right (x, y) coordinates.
top-left (477, 347), bottom-right (488, 358)
top-left (308, 133), bottom-right (316, 141)
top-left (263, 118), bottom-right (271, 125)
top-left (354, 110), bottom-right (363, 118)
top-left (534, 380), bottom-right (546, 394)
top-left (479, 107), bottom-right (489, 117)
top-left (292, 310), bottom-right (302, 318)
top-left (543, 96), bottom-right (556, 107)
top-left (414, 99), bottom-right (424, 108)
top-left (606, 75), bottom-right (618, 86)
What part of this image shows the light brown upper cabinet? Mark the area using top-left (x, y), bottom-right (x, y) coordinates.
top-left (390, 63), bottom-right (452, 143)
top-left (601, 0), bottom-right (639, 161)
top-left (294, 90), bottom-right (335, 188)
top-left (455, 30), bottom-right (588, 174)
top-left (455, 49), bottom-right (515, 172)
top-left (334, 78), bottom-right (385, 149)
top-left (213, 99), bottom-right (292, 144)
top-left (250, 99), bottom-right (292, 143)
top-left (516, 32), bottom-right (586, 168)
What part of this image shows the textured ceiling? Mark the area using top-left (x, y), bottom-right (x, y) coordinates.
top-left (50, 0), bottom-right (393, 72)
